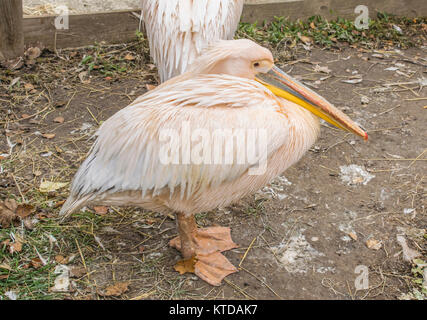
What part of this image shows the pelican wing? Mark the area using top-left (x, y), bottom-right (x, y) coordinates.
top-left (64, 75), bottom-right (294, 214)
top-left (141, 0), bottom-right (244, 82)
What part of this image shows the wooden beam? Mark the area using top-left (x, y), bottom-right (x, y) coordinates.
top-left (242, 0), bottom-right (427, 23)
top-left (22, 0), bottom-right (427, 50)
top-left (24, 10), bottom-right (140, 50)
top-left (0, 0), bottom-right (24, 61)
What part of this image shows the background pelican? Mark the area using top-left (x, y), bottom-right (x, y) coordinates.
top-left (141, 0), bottom-right (244, 82)
top-left (60, 39), bottom-right (367, 286)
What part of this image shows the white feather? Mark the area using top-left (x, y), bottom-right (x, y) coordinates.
top-left (141, 0), bottom-right (244, 82)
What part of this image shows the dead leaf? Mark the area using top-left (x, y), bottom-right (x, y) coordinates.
top-left (53, 116), bottom-right (64, 124)
top-left (101, 282), bottom-right (130, 297)
top-left (25, 47), bottom-right (41, 60)
top-left (9, 241), bottom-right (22, 254)
top-left (146, 84), bottom-right (156, 91)
top-left (31, 258), bottom-right (43, 269)
top-left (39, 181), bottom-right (68, 193)
top-left (55, 255), bottom-right (68, 264)
top-left (366, 238), bottom-right (382, 250)
top-left (348, 232), bottom-right (358, 241)
top-left (69, 266), bottom-right (86, 278)
top-left (94, 206), bottom-right (108, 215)
top-left (0, 200), bottom-right (18, 228)
top-left (174, 256), bottom-right (197, 275)
top-left (124, 54), bottom-right (135, 61)
top-left (24, 83), bottom-right (34, 91)
top-left (310, 22), bottom-right (316, 29)
top-left (299, 35), bottom-right (313, 44)
top-left (16, 204), bottom-right (35, 218)
top-left (42, 133), bottom-right (56, 139)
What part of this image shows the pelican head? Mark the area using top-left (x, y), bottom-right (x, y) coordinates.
top-left (187, 39), bottom-right (368, 140)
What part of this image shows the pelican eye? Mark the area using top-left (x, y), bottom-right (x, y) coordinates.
top-left (253, 62), bottom-right (260, 67)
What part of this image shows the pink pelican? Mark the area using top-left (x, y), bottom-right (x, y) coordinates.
top-left (60, 39), bottom-right (367, 286)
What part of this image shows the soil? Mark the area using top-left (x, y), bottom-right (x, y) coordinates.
top-left (0, 39), bottom-right (426, 300)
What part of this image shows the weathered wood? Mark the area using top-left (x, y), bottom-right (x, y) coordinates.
top-left (0, 0), bottom-right (24, 61)
top-left (22, 0), bottom-right (427, 50)
top-left (242, 0), bottom-right (427, 23)
top-left (24, 10), bottom-right (140, 50)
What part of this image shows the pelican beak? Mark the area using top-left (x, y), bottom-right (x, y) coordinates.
top-left (255, 65), bottom-right (368, 140)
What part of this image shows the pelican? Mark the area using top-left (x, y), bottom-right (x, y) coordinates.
top-left (141, 0), bottom-right (244, 82)
top-left (60, 39), bottom-right (367, 286)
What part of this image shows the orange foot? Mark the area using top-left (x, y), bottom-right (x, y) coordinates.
top-left (174, 253), bottom-right (238, 286)
top-left (169, 226), bottom-right (239, 255)
top-left (170, 226), bottom-right (239, 286)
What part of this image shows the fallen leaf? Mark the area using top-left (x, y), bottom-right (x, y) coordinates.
top-left (53, 116), bottom-right (64, 123)
top-left (31, 258), bottom-right (43, 269)
top-left (348, 232), bottom-right (358, 241)
top-left (16, 204), bottom-right (35, 218)
top-left (9, 241), bottom-right (22, 254)
top-left (101, 282), bottom-right (130, 297)
top-left (94, 206), bottom-right (108, 215)
top-left (124, 54), bottom-right (135, 61)
top-left (366, 238), bottom-right (382, 250)
top-left (42, 133), bottom-right (56, 139)
top-left (24, 83), bottom-right (35, 91)
top-left (146, 84), bottom-right (156, 91)
top-left (299, 35), bottom-right (313, 44)
top-left (25, 47), bottom-right (41, 60)
top-left (174, 256), bottom-right (197, 275)
top-left (0, 200), bottom-right (18, 228)
top-left (55, 255), bottom-right (68, 264)
top-left (54, 200), bottom-right (65, 208)
top-left (69, 266), bottom-right (86, 278)
top-left (39, 181), bottom-right (68, 193)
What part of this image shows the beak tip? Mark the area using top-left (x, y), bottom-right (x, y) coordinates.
top-left (363, 132), bottom-right (368, 141)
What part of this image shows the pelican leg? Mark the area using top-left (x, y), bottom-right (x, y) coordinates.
top-left (171, 212), bottom-right (239, 286)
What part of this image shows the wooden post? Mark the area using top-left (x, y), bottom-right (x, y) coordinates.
top-left (0, 0), bottom-right (24, 61)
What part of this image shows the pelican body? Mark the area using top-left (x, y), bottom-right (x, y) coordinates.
top-left (141, 0), bottom-right (244, 82)
top-left (61, 39), bottom-right (367, 286)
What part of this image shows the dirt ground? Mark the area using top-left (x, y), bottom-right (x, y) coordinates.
top-left (0, 34), bottom-right (426, 299)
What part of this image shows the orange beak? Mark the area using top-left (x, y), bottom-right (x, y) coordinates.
top-left (256, 65), bottom-right (368, 140)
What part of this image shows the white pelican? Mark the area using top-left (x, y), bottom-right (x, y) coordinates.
top-left (141, 0), bottom-right (244, 82)
top-left (60, 39), bottom-right (367, 286)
